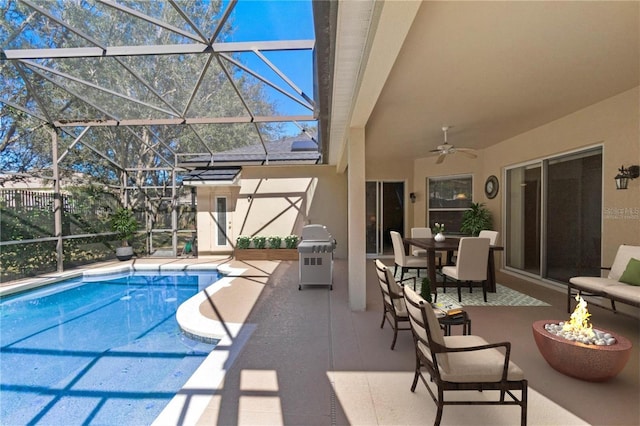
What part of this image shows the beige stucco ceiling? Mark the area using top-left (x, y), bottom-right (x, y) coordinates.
top-left (330, 1), bottom-right (640, 165)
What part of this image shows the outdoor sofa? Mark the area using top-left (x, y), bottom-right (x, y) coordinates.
top-left (568, 245), bottom-right (640, 312)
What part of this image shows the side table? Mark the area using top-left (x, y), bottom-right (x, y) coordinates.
top-left (438, 310), bottom-right (471, 336)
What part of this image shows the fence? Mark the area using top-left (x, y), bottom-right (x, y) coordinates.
top-left (0, 189), bottom-right (197, 282)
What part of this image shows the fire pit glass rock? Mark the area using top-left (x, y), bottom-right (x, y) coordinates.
top-left (543, 322), bottom-right (617, 346)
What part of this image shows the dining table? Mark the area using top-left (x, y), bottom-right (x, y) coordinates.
top-left (403, 236), bottom-right (504, 293)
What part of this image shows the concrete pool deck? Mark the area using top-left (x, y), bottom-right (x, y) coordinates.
top-left (1, 256), bottom-right (611, 425)
top-left (153, 257), bottom-right (585, 426)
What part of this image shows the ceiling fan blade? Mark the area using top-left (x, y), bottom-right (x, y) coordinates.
top-left (457, 150), bottom-right (478, 159)
top-left (458, 151), bottom-right (478, 158)
top-left (436, 154), bottom-right (446, 164)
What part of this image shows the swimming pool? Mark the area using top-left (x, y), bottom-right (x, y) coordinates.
top-left (0, 269), bottom-right (221, 425)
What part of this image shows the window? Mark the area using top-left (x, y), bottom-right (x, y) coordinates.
top-left (428, 175), bottom-right (473, 234)
top-left (216, 197), bottom-right (227, 246)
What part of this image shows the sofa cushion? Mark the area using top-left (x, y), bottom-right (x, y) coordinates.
top-left (619, 258), bottom-right (640, 286)
top-left (569, 276), bottom-right (619, 293)
top-left (604, 285), bottom-right (640, 305)
top-left (609, 245), bottom-right (640, 281)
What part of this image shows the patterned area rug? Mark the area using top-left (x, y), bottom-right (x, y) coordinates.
top-left (400, 272), bottom-right (550, 307)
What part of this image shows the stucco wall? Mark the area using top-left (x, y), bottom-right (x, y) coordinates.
top-left (483, 87), bottom-right (639, 265)
top-left (195, 165), bottom-right (348, 259)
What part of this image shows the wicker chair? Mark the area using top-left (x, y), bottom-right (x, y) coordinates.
top-left (403, 285), bottom-right (527, 426)
top-left (374, 259), bottom-right (416, 350)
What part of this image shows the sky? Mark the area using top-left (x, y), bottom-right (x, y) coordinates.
top-left (229, 0), bottom-right (316, 137)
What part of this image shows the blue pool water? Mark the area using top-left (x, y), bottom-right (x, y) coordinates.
top-left (0, 269), bottom-right (221, 425)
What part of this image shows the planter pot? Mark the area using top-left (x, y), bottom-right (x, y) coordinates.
top-left (115, 246), bottom-right (134, 261)
top-left (234, 248), bottom-right (299, 261)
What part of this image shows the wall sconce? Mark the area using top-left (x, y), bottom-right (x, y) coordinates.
top-left (247, 195), bottom-right (253, 203)
top-left (614, 165), bottom-right (639, 190)
top-left (410, 192), bottom-right (416, 203)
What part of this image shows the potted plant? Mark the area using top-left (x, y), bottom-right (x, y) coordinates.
top-left (111, 207), bottom-right (138, 261)
top-left (460, 202), bottom-right (493, 236)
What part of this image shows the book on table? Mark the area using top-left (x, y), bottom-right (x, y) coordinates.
top-left (431, 300), bottom-right (464, 318)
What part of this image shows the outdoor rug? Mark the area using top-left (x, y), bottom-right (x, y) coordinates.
top-left (399, 272), bottom-right (550, 307)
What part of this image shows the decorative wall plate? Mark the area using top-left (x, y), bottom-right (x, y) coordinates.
top-left (485, 175), bottom-right (499, 199)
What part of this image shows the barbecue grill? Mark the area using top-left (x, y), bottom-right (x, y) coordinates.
top-left (297, 224), bottom-right (337, 290)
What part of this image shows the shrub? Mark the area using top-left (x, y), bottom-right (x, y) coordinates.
top-left (284, 235), bottom-right (299, 249)
top-left (252, 235), bottom-right (267, 249)
top-left (236, 235), bottom-right (251, 249)
top-left (420, 277), bottom-right (432, 303)
top-left (267, 236), bottom-right (282, 249)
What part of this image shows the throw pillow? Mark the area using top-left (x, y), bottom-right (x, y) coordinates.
top-left (619, 258), bottom-right (640, 286)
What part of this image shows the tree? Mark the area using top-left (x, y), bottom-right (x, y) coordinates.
top-left (1, 0), bottom-right (287, 226)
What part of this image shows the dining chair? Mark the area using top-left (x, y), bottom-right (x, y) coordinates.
top-left (374, 259), bottom-right (415, 349)
top-left (390, 231), bottom-right (428, 281)
top-left (403, 286), bottom-right (528, 426)
top-left (440, 237), bottom-right (490, 302)
top-left (410, 228), bottom-right (443, 267)
top-left (410, 227), bottom-right (432, 255)
top-left (478, 230), bottom-right (499, 245)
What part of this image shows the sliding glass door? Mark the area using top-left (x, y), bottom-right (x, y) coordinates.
top-left (506, 147), bottom-right (602, 283)
top-left (366, 181), bottom-right (405, 255)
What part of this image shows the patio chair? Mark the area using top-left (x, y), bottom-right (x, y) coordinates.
top-left (390, 230), bottom-right (428, 281)
top-left (403, 286), bottom-right (528, 426)
top-left (440, 237), bottom-right (490, 302)
top-left (374, 259), bottom-right (416, 350)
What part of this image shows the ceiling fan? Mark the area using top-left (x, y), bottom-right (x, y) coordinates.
top-left (429, 126), bottom-right (477, 164)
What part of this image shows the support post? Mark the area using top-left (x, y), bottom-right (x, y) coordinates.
top-left (50, 127), bottom-right (63, 273)
top-left (348, 127), bottom-right (367, 311)
top-left (172, 166), bottom-right (178, 257)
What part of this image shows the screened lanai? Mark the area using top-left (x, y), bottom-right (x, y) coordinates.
top-left (0, 0), bottom-right (334, 281)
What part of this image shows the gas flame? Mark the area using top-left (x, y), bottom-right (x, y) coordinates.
top-left (563, 295), bottom-right (595, 338)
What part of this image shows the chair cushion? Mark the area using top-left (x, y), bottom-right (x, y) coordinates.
top-left (441, 265), bottom-right (458, 280)
top-left (417, 335), bottom-right (524, 382)
top-left (403, 255), bottom-right (428, 268)
top-left (619, 258), bottom-right (640, 286)
top-left (393, 298), bottom-right (408, 317)
top-left (440, 336), bottom-right (525, 382)
top-left (404, 287), bottom-right (449, 370)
